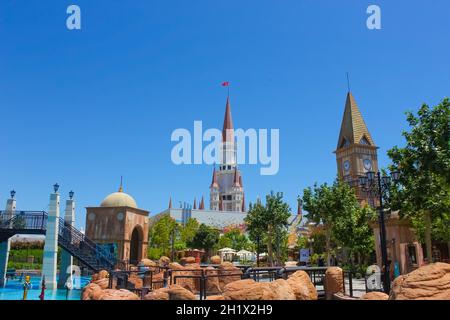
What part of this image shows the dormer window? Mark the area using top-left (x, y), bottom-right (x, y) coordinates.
top-left (340, 138), bottom-right (350, 148)
top-left (359, 136), bottom-right (371, 145)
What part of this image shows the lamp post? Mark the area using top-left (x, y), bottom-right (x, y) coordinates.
top-left (357, 170), bottom-right (400, 294)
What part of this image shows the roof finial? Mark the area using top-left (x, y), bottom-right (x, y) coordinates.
top-left (118, 176), bottom-right (123, 192)
top-left (346, 72), bottom-right (351, 92)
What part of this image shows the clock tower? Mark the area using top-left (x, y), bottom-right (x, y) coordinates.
top-left (334, 92), bottom-right (379, 204)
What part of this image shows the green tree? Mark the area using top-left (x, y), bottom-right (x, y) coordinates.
top-left (245, 191), bottom-right (291, 266)
top-left (148, 214), bottom-right (177, 257)
top-left (387, 98), bottom-right (450, 262)
top-left (187, 223), bottom-right (220, 257)
top-left (217, 228), bottom-right (250, 251)
top-left (302, 183), bottom-right (336, 266)
top-left (180, 218), bottom-right (199, 245)
top-left (302, 180), bottom-right (376, 266)
top-left (331, 183), bottom-right (376, 266)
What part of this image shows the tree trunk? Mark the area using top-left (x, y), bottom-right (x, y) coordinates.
top-left (267, 225), bottom-right (274, 266)
top-left (424, 211), bottom-right (433, 264)
top-left (326, 227), bottom-right (332, 266)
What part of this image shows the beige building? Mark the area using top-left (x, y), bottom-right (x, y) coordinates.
top-left (85, 184), bottom-right (149, 265)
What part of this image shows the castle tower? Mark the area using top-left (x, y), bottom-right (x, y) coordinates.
top-left (334, 92), bottom-right (379, 205)
top-left (209, 96), bottom-right (245, 212)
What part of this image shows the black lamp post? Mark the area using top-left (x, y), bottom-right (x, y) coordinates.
top-left (357, 170), bottom-right (400, 294)
top-left (69, 190), bottom-right (74, 199)
top-left (10, 190), bottom-right (16, 199)
top-left (53, 183), bottom-right (60, 193)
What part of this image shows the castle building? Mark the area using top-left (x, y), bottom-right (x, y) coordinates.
top-left (153, 96), bottom-right (247, 229)
top-left (210, 97), bottom-right (246, 212)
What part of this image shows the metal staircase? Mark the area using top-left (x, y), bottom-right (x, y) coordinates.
top-left (0, 211), bottom-right (115, 272)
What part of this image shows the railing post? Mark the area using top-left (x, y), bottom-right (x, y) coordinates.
top-left (349, 271), bottom-right (353, 297)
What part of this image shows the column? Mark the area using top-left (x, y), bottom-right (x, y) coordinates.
top-left (57, 195), bottom-right (75, 289)
top-left (0, 196), bottom-right (16, 287)
top-left (42, 190), bottom-right (60, 290)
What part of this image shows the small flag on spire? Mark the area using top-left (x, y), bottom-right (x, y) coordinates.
top-left (222, 81), bottom-right (230, 87)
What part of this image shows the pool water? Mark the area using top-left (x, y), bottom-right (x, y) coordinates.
top-left (0, 275), bottom-right (91, 300)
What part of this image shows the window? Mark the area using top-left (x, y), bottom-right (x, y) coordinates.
top-left (360, 136), bottom-right (371, 145)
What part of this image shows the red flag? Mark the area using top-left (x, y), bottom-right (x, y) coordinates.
top-left (222, 81), bottom-right (230, 87)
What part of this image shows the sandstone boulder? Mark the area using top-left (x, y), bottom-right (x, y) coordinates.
top-left (210, 255), bottom-right (222, 264)
top-left (143, 288), bottom-right (169, 300)
top-left (93, 277), bottom-right (110, 290)
top-left (168, 284), bottom-right (197, 300)
top-left (389, 262), bottom-right (450, 300)
top-left (98, 289), bottom-right (140, 300)
top-left (184, 257), bottom-right (197, 264)
top-left (266, 279), bottom-right (296, 300)
top-left (287, 270), bottom-right (318, 300)
top-left (82, 283), bottom-right (103, 300)
top-left (159, 256), bottom-right (171, 266)
top-left (143, 285), bottom-right (196, 300)
top-left (325, 267), bottom-right (344, 300)
top-left (218, 262), bottom-right (243, 291)
top-left (361, 292), bottom-right (389, 300)
top-left (206, 295), bottom-right (225, 300)
top-left (140, 259), bottom-right (158, 267)
top-left (205, 266), bottom-right (222, 295)
top-left (222, 279), bottom-right (296, 300)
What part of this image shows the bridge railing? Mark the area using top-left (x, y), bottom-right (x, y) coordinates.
top-left (0, 211), bottom-right (47, 231)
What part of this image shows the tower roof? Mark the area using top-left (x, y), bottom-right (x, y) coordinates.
top-left (210, 167), bottom-right (219, 189)
top-left (337, 92), bottom-right (375, 149)
top-left (222, 97), bottom-right (234, 142)
top-left (199, 196), bottom-right (205, 210)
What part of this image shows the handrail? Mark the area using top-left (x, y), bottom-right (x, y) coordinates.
top-left (0, 211), bottom-right (115, 272)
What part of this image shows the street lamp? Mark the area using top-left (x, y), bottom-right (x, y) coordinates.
top-left (69, 190), bottom-right (74, 199)
top-left (53, 183), bottom-right (60, 193)
top-left (10, 190), bottom-right (16, 199)
top-left (357, 170), bottom-right (400, 294)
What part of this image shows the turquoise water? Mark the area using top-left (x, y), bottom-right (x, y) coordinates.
top-left (0, 275), bottom-right (91, 300)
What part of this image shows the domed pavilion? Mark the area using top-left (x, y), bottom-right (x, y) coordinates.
top-left (85, 182), bottom-right (149, 266)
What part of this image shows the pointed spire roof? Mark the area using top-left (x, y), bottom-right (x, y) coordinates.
top-left (168, 196), bottom-right (172, 209)
top-left (239, 175), bottom-right (243, 188)
top-left (193, 197), bottom-right (197, 209)
top-left (222, 97), bottom-right (234, 142)
top-left (337, 92), bottom-right (375, 149)
top-left (199, 196), bottom-right (205, 210)
top-left (210, 167), bottom-right (219, 189)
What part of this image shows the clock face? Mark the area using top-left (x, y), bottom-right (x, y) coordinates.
top-left (363, 159), bottom-right (373, 171)
top-left (343, 160), bottom-right (350, 172)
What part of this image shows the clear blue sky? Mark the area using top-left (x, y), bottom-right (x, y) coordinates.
top-left (1, 0), bottom-right (449, 229)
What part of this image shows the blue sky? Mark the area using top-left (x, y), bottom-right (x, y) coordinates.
top-left (1, 0), bottom-right (449, 229)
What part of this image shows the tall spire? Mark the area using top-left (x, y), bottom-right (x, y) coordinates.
top-left (193, 197), bottom-right (197, 210)
top-left (337, 92), bottom-right (375, 149)
top-left (168, 196), bottom-right (172, 209)
top-left (210, 167), bottom-right (219, 189)
top-left (222, 97), bottom-right (234, 142)
top-left (199, 196), bottom-right (205, 210)
top-left (118, 176), bottom-right (123, 192)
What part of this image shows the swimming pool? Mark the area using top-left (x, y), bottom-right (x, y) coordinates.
top-left (0, 275), bottom-right (91, 300)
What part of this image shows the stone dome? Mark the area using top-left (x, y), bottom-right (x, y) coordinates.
top-left (100, 191), bottom-right (137, 208)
